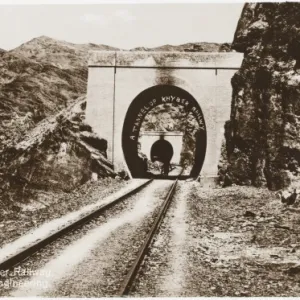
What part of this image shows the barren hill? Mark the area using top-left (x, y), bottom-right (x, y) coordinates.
top-left (0, 50), bottom-right (87, 151)
top-left (0, 36), bottom-right (124, 150)
top-left (11, 35), bottom-right (119, 69)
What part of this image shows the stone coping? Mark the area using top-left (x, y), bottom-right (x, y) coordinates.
top-left (88, 51), bottom-right (243, 69)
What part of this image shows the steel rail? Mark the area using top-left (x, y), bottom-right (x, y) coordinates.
top-left (0, 179), bottom-right (153, 272)
top-left (117, 176), bottom-right (181, 296)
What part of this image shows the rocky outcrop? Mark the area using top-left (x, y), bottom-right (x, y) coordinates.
top-left (0, 96), bottom-right (116, 209)
top-left (222, 3), bottom-right (300, 190)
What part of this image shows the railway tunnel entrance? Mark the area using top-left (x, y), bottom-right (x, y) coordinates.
top-left (86, 51), bottom-right (243, 184)
top-left (122, 85), bottom-right (207, 178)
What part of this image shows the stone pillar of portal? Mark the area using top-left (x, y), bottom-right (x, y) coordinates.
top-left (85, 52), bottom-right (116, 163)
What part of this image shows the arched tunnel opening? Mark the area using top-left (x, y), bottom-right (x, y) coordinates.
top-left (150, 139), bottom-right (174, 176)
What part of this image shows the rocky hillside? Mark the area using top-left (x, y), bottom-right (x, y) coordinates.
top-left (0, 51), bottom-right (87, 152)
top-left (222, 3), bottom-right (300, 190)
top-left (12, 36), bottom-right (119, 69)
top-left (0, 37), bottom-right (121, 152)
top-left (0, 37), bottom-right (121, 214)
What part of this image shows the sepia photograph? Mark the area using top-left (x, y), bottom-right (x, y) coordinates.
top-left (0, 0), bottom-right (300, 297)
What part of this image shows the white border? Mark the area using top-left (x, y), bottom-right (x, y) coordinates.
top-left (0, 0), bottom-right (290, 5)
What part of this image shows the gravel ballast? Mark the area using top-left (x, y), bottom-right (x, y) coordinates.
top-left (131, 182), bottom-right (300, 297)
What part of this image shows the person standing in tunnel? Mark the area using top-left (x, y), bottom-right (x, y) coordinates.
top-left (163, 157), bottom-right (170, 175)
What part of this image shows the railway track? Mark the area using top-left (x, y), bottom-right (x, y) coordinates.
top-left (118, 175), bottom-right (181, 296)
top-left (1, 169), bottom-right (183, 297)
top-left (0, 179), bottom-right (153, 272)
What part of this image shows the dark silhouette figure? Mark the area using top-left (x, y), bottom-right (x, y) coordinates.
top-left (151, 138), bottom-right (173, 176)
top-left (137, 143), bottom-right (148, 177)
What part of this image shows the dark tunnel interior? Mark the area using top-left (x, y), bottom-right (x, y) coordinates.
top-left (150, 139), bottom-right (174, 163)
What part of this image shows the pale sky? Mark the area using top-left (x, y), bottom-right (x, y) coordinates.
top-left (0, 3), bottom-right (244, 50)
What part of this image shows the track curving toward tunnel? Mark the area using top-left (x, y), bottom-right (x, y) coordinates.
top-left (117, 173), bottom-right (182, 296)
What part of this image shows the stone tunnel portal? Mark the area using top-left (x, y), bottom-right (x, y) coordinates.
top-left (86, 50), bottom-right (243, 184)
